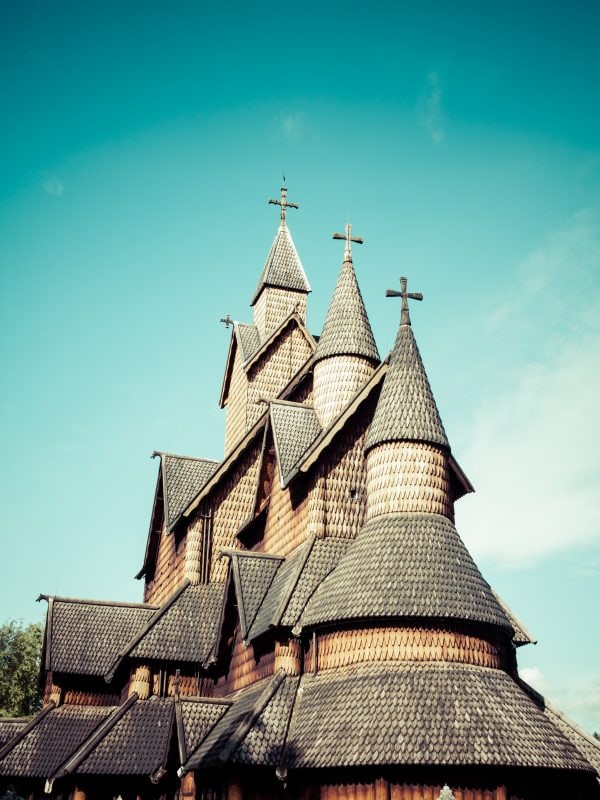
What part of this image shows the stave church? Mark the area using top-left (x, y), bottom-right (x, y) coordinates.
top-left (1, 187), bottom-right (599, 800)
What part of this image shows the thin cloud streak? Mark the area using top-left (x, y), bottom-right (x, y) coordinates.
top-left (42, 175), bottom-right (64, 196)
top-left (456, 210), bottom-right (600, 567)
top-left (418, 71), bottom-right (445, 144)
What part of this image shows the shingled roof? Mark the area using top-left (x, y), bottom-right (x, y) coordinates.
top-left (159, 453), bottom-right (220, 531)
top-left (106, 582), bottom-right (225, 679)
top-left (251, 226), bottom-right (311, 306)
top-left (270, 402), bottom-right (322, 482)
top-left (177, 698), bottom-right (231, 763)
top-left (0, 704), bottom-right (115, 778)
top-left (286, 662), bottom-right (594, 772)
top-left (301, 513), bottom-right (512, 634)
top-left (42, 596), bottom-right (157, 677)
top-left (183, 671), bottom-right (297, 770)
top-left (235, 323), bottom-right (262, 363)
top-left (314, 258), bottom-right (379, 364)
top-left (247, 536), bottom-right (350, 642)
top-left (0, 720), bottom-right (27, 749)
top-left (365, 321), bottom-right (448, 452)
top-left (61, 697), bottom-right (175, 778)
top-left (224, 551), bottom-right (283, 640)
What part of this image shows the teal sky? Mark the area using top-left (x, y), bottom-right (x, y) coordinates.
top-left (1, 1), bottom-right (599, 731)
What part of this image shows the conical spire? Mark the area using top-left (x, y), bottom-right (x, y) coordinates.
top-left (313, 248), bottom-right (379, 365)
top-left (250, 186), bottom-right (311, 306)
top-left (365, 284), bottom-right (448, 451)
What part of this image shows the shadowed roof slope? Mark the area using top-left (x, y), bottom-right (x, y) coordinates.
top-left (0, 720), bottom-right (28, 750)
top-left (365, 322), bottom-right (448, 451)
top-left (178, 699), bottom-right (231, 763)
top-left (314, 258), bottom-right (379, 364)
top-left (251, 226), bottom-right (311, 305)
top-left (287, 662), bottom-right (594, 772)
top-left (0, 705), bottom-right (115, 778)
top-left (270, 402), bottom-right (322, 481)
top-left (301, 513), bottom-right (512, 633)
top-left (43, 597), bottom-right (157, 677)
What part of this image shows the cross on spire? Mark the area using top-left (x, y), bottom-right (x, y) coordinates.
top-left (268, 185), bottom-right (299, 227)
top-left (332, 222), bottom-right (364, 262)
top-left (386, 276), bottom-right (423, 326)
top-left (220, 313), bottom-right (233, 329)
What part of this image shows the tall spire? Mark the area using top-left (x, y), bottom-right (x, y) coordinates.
top-left (313, 227), bottom-right (379, 365)
top-left (365, 278), bottom-right (448, 451)
top-left (250, 184), bottom-right (310, 308)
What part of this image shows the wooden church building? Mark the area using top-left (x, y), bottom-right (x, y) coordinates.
top-left (1, 187), bottom-right (599, 800)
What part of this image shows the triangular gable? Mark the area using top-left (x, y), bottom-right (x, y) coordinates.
top-left (176, 698), bottom-right (231, 764)
top-left (55, 696), bottom-right (175, 780)
top-left (105, 581), bottom-right (226, 681)
top-left (39, 595), bottom-right (157, 678)
top-left (270, 401), bottom-right (322, 486)
top-left (0, 703), bottom-right (115, 779)
top-left (182, 671), bottom-right (297, 771)
top-left (221, 549), bottom-right (284, 640)
top-left (220, 312), bottom-right (316, 409)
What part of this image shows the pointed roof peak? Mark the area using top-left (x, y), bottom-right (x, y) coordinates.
top-left (365, 317), bottom-right (448, 451)
top-left (250, 223), bottom-right (311, 306)
top-left (314, 250), bottom-right (379, 365)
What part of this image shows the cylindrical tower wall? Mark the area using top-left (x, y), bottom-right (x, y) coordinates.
top-left (313, 355), bottom-right (375, 428)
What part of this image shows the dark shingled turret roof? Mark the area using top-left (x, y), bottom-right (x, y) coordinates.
top-left (313, 258), bottom-right (379, 364)
top-left (251, 226), bottom-right (311, 306)
top-left (365, 322), bottom-right (448, 451)
top-left (301, 512), bottom-right (513, 634)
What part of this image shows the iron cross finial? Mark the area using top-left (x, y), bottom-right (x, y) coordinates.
top-left (220, 314), bottom-right (233, 329)
top-left (385, 276), bottom-right (423, 326)
top-left (268, 185), bottom-right (299, 227)
top-left (332, 222), bottom-right (364, 262)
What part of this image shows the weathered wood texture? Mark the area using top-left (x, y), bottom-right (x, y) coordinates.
top-left (144, 525), bottom-right (187, 605)
top-left (62, 688), bottom-right (120, 706)
top-left (320, 781), bottom-right (507, 800)
top-left (214, 628), bottom-right (275, 697)
top-left (224, 346), bottom-right (249, 455)
top-left (366, 442), bottom-right (453, 521)
top-left (129, 664), bottom-right (151, 699)
top-left (306, 626), bottom-right (508, 672)
top-left (313, 355), bottom-right (375, 428)
top-left (254, 287), bottom-right (307, 339)
top-left (274, 637), bottom-right (302, 675)
top-left (260, 466), bottom-right (309, 556)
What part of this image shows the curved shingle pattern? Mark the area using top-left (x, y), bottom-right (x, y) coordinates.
top-left (288, 662), bottom-right (594, 771)
top-left (162, 454), bottom-right (219, 529)
top-left (301, 513), bottom-right (512, 633)
top-left (314, 259), bottom-right (379, 364)
top-left (270, 403), bottom-right (322, 480)
top-left (365, 323), bottom-right (448, 451)
top-left (251, 226), bottom-right (311, 305)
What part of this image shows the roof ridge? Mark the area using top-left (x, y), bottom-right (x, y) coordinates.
top-left (51, 694), bottom-right (138, 780)
top-left (37, 594), bottom-right (158, 610)
top-left (104, 580), bottom-right (191, 681)
top-left (0, 702), bottom-right (56, 761)
top-left (153, 451), bottom-right (220, 465)
top-left (272, 535), bottom-right (317, 627)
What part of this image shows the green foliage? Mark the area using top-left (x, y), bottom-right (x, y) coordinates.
top-left (0, 787), bottom-right (25, 800)
top-left (0, 620), bottom-right (44, 718)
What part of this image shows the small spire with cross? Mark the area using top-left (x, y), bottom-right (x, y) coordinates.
top-left (332, 222), bottom-right (364, 262)
top-left (268, 185), bottom-right (299, 227)
top-left (386, 276), bottom-right (423, 326)
top-left (220, 313), bottom-right (233, 329)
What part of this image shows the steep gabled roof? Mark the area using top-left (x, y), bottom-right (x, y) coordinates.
top-left (365, 322), bottom-right (448, 452)
top-left (57, 696), bottom-right (175, 778)
top-left (314, 258), bottom-right (379, 364)
top-left (40, 596), bottom-right (157, 677)
top-left (105, 582), bottom-right (225, 680)
top-left (286, 662), bottom-right (594, 772)
top-left (270, 401), bottom-right (322, 483)
top-left (247, 536), bottom-right (350, 642)
top-left (301, 513), bottom-right (513, 634)
top-left (223, 550), bottom-right (283, 640)
top-left (0, 704), bottom-right (115, 778)
top-left (160, 453), bottom-right (220, 532)
top-left (251, 225), bottom-right (311, 306)
top-left (183, 671), bottom-right (297, 770)
top-left (177, 698), bottom-right (232, 764)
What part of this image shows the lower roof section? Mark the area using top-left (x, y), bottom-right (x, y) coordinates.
top-left (287, 661), bottom-right (594, 772)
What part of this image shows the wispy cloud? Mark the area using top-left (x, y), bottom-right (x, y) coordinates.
top-left (42, 175), bottom-right (64, 196)
top-left (520, 667), bottom-right (600, 731)
top-left (280, 111), bottom-right (307, 141)
top-left (418, 71), bottom-right (445, 144)
top-left (456, 210), bottom-right (600, 567)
